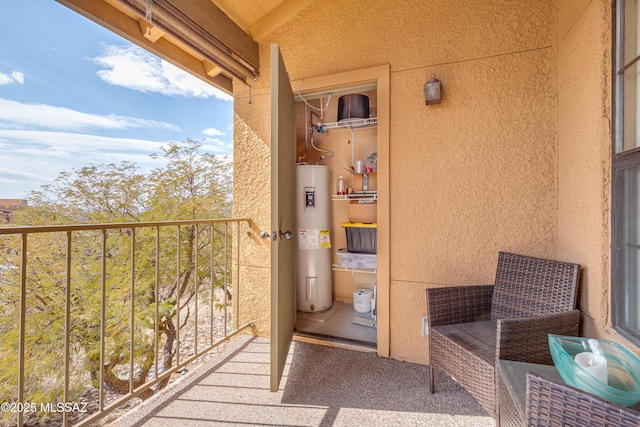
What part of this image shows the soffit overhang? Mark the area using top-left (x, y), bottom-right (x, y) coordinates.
top-left (56, 0), bottom-right (315, 95)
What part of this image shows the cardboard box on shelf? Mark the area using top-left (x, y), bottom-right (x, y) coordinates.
top-left (352, 173), bottom-right (377, 192)
top-left (348, 200), bottom-right (377, 223)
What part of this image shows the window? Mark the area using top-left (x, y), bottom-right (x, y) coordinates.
top-left (613, 0), bottom-right (640, 343)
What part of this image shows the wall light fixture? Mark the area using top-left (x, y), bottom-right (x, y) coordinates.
top-left (424, 74), bottom-right (442, 105)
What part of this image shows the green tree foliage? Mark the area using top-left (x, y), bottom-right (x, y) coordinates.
top-left (0, 140), bottom-right (232, 419)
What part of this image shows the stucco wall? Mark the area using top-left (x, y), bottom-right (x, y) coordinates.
top-left (234, 0), bottom-right (561, 363)
top-left (556, 1), bottom-right (640, 358)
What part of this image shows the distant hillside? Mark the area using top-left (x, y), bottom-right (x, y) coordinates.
top-left (0, 199), bottom-right (27, 222)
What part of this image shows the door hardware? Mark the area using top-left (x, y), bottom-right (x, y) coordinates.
top-left (280, 230), bottom-right (293, 240)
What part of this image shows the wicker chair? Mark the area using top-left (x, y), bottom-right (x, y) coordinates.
top-left (526, 372), bottom-right (640, 426)
top-left (425, 251), bottom-right (581, 417)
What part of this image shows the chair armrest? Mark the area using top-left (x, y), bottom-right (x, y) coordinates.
top-left (496, 309), bottom-right (580, 364)
top-left (426, 285), bottom-right (494, 327)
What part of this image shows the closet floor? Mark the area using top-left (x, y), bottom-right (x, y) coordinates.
top-left (295, 300), bottom-right (377, 346)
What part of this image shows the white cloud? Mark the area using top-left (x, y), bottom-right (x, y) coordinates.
top-left (0, 129), bottom-right (168, 198)
top-left (93, 44), bottom-right (232, 101)
top-left (0, 99), bottom-right (233, 198)
top-left (10, 71), bottom-right (24, 84)
top-left (202, 127), bottom-right (225, 136)
top-left (201, 137), bottom-right (232, 153)
top-left (0, 129), bottom-right (165, 153)
top-left (0, 98), bottom-right (179, 132)
top-left (0, 70), bottom-right (24, 86)
top-left (0, 128), bottom-right (233, 198)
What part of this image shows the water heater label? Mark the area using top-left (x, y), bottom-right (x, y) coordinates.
top-left (319, 230), bottom-right (331, 248)
top-left (304, 188), bottom-right (315, 211)
top-left (299, 229), bottom-right (331, 249)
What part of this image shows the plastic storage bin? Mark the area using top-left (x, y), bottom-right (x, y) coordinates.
top-left (337, 248), bottom-right (377, 269)
top-left (341, 222), bottom-right (377, 254)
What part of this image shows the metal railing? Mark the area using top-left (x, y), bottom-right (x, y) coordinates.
top-left (0, 218), bottom-right (254, 427)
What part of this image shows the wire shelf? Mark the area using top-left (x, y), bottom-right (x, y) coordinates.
top-left (323, 117), bottom-right (378, 131)
top-left (331, 192), bottom-right (377, 201)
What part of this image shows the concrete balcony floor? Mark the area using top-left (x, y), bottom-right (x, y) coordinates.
top-left (109, 335), bottom-right (495, 426)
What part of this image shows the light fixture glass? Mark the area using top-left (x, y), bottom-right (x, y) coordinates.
top-left (424, 74), bottom-right (442, 105)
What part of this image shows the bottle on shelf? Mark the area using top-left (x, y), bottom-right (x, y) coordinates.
top-left (337, 175), bottom-right (346, 195)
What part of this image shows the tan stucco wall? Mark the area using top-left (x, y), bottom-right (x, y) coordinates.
top-left (556, 1), bottom-right (640, 358)
top-left (234, 0), bottom-right (578, 364)
top-left (234, 94), bottom-right (272, 333)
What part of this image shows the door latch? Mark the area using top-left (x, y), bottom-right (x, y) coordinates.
top-left (280, 230), bottom-right (293, 240)
top-left (261, 230), bottom-right (293, 240)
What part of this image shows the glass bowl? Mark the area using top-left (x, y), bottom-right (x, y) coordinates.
top-left (548, 334), bottom-right (640, 407)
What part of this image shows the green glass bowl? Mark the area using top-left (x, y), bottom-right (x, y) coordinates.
top-left (548, 334), bottom-right (640, 407)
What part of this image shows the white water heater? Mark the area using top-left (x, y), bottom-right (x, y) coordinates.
top-left (296, 165), bottom-right (332, 312)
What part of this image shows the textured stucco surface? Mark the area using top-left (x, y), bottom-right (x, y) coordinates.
top-left (233, 97), bottom-right (272, 336)
top-left (391, 48), bottom-right (558, 286)
top-left (233, 0), bottom-right (638, 364)
top-left (556, 1), bottom-right (640, 357)
top-left (557, 0), bottom-right (610, 333)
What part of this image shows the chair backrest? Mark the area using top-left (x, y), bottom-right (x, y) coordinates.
top-left (490, 252), bottom-right (580, 321)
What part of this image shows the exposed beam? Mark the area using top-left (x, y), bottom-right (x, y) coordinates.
top-left (164, 0), bottom-right (259, 71)
top-left (56, 0), bottom-right (233, 94)
top-left (138, 19), bottom-right (165, 42)
top-left (117, 0), bottom-right (258, 82)
top-left (204, 60), bottom-right (223, 78)
top-left (250, 0), bottom-right (315, 41)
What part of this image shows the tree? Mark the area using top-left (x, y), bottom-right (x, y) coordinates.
top-left (0, 140), bottom-right (232, 419)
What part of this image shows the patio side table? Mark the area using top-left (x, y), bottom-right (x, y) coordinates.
top-left (497, 359), bottom-right (640, 427)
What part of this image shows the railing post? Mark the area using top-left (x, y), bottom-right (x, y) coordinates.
top-left (224, 222), bottom-right (228, 337)
top-left (194, 224), bottom-right (199, 356)
top-left (176, 226), bottom-right (181, 366)
top-left (154, 226), bottom-right (160, 383)
top-left (63, 231), bottom-right (72, 427)
top-left (130, 227), bottom-right (136, 394)
top-left (210, 224), bottom-right (215, 345)
top-left (17, 233), bottom-right (27, 427)
top-left (235, 221), bottom-right (240, 330)
top-left (100, 230), bottom-right (107, 412)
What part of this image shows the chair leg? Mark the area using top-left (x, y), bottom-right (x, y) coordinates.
top-left (429, 365), bottom-right (435, 393)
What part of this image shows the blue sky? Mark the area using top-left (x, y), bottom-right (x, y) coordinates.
top-left (0, 1), bottom-right (233, 199)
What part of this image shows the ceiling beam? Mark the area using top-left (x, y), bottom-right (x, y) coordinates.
top-left (56, 0), bottom-right (234, 94)
top-left (204, 60), bottom-right (223, 78)
top-left (249, 0), bottom-right (315, 41)
top-left (164, 0), bottom-right (258, 71)
top-left (138, 19), bottom-right (165, 42)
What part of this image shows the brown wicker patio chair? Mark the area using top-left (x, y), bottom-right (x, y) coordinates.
top-left (526, 372), bottom-right (640, 426)
top-left (425, 251), bottom-right (581, 417)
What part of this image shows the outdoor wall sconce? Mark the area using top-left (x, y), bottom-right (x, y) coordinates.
top-left (424, 74), bottom-right (442, 105)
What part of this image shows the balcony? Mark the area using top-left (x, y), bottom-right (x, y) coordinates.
top-left (0, 218), bottom-right (495, 427)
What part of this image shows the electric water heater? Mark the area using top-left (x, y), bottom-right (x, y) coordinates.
top-left (296, 164), bottom-right (332, 312)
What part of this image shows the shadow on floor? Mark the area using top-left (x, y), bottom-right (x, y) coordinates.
top-left (282, 340), bottom-right (490, 425)
top-left (110, 335), bottom-right (494, 427)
